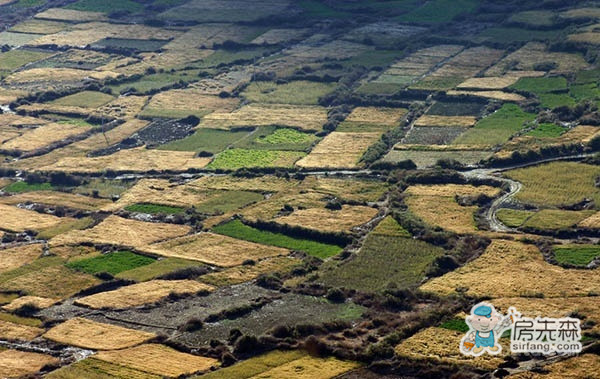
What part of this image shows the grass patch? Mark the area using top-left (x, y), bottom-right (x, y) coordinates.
top-left (50, 91), bottom-right (115, 108)
top-left (3, 182), bottom-right (54, 193)
top-left (452, 104), bottom-right (535, 146)
top-left (115, 258), bottom-right (203, 282)
top-left (318, 234), bottom-right (445, 292)
top-left (158, 128), bottom-right (251, 153)
top-left (496, 209), bottom-right (534, 228)
top-left (554, 245), bottom-right (600, 267)
top-left (522, 209), bottom-right (594, 230)
top-left (37, 217), bottom-right (94, 240)
top-left (440, 317), bottom-right (469, 333)
top-left (46, 357), bottom-right (161, 379)
top-left (397, 0), bottom-right (478, 24)
top-left (511, 77), bottom-right (568, 93)
top-left (0, 49), bottom-right (51, 72)
top-left (195, 191), bottom-right (263, 214)
top-left (66, 251), bottom-right (156, 276)
top-left (124, 203), bottom-right (185, 215)
top-left (74, 179), bottom-right (134, 199)
top-left (233, 126), bottom-right (317, 151)
top-left (65, 0), bottom-right (143, 13)
top-left (526, 123), bottom-right (567, 138)
top-left (207, 149), bottom-right (304, 170)
top-left (242, 81), bottom-right (337, 105)
top-left (410, 76), bottom-right (464, 91)
top-left (538, 93), bottom-right (576, 108)
top-left (0, 311), bottom-right (41, 327)
top-left (213, 219), bottom-right (343, 259)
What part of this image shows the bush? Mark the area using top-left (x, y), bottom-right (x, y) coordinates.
top-left (325, 288), bottom-right (346, 303)
top-left (233, 335), bottom-right (262, 355)
top-left (179, 317), bottom-right (204, 332)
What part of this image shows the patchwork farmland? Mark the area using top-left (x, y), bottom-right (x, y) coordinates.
top-left (0, 0), bottom-right (599, 378)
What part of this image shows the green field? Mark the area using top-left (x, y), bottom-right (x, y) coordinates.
top-left (195, 191), bottom-right (263, 214)
top-left (233, 127), bottom-right (317, 151)
top-left (452, 104), bottom-right (535, 146)
top-left (74, 179), bottom-right (134, 199)
top-left (50, 91), bottom-right (115, 108)
top-left (124, 203), bottom-right (185, 215)
top-left (526, 123), bottom-right (567, 138)
top-left (108, 71), bottom-right (201, 95)
top-left (397, 0), bottom-right (478, 23)
top-left (496, 209), bottom-right (534, 228)
top-left (66, 251), bottom-right (156, 276)
top-left (410, 76), bottom-right (464, 91)
top-left (2, 181), bottom-right (54, 193)
top-left (242, 81), bottom-right (337, 105)
top-left (213, 219), bottom-right (343, 259)
top-left (65, 0), bottom-right (143, 13)
top-left (0, 49), bottom-right (51, 71)
top-left (38, 217), bottom-right (95, 240)
top-left (522, 209), bottom-right (594, 230)
top-left (318, 234), bottom-right (445, 292)
top-left (475, 27), bottom-right (564, 44)
top-left (440, 317), bottom-right (469, 332)
top-left (553, 245), bottom-right (600, 267)
top-left (511, 77), bottom-right (568, 93)
top-left (206, 149), bottom-right (305, 170)
top-left (116, 257), bottom-right (203, 282)
top-left (158, 128), bottom-right (251, 153)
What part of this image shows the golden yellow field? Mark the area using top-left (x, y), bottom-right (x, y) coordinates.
top-left (2, 296), bottom-right (59, 312)
top-left (40, 147), bottom-right (212, 173)
top-left (508, 354), bottom-right (600, 379)
top-left (296, 132), bottom-right (381, 169)
top-left (0, 319), bottom-right (44, 341)
top-left (426, 46), bottom-right (504, 79)
top-left (75, 280), bottom-right (214, 309)
top-left (405, 184), bottom-right (501, 197)
top-left (118, 49), bottom-right (214, 74)
top-left (95, 344), bottom-right (219, 377)
top-left (0, 264), bottom-right (100, 299)
top-left (143, 89), bottom-right (239, 117)
top-left (498, 125), bottom-right (600, 157)
top-left (200, 256), bottom-right (299, 287)
top-left (568, 32), bottom-right (600, 45)
top-left (457, 76), bottom-right (520, 90)
top-left (0, 244), bottom-right (43, 273)
top-left (395, 327), bottom-right (506, 370)
top-left (0, 191), bottom-right (111, 211)
top-left (414, 115), bottom-right (477, 127)
top-left (405, 195), bottom-right (478, 234)
top-left (561, 7), bottom-right (600, 19)
top-left (446, 90), bottom-right (526, 102)
top-left (51, 215), bottom-right (191, 248)
top-left (232, 191), bottom-right (325, 224)
top-left (145, 232), bottom-right (289, 267)
top-left (421, 240), bottom-right (600, 297)
top-left (200, 104), bottom-right (328, 131)
top-left (485, 42), bottom-right (590, 76)
top-left (344, 107), bottom-right (407, 125)
top-left (9, 19), bottom-right (68, 34)
top-left (93, 95), bottom-right (149, 119)
top-left (0, 349), bottom-right (59, 378)
top-left (198, 175), bottom-right (296, 193)
top-left (34, 8), bottom-right (107, 22)
top-left (0, 203), bottom-right (68, 232)
top-left (0, 114), bottom-right (48, 127)
top-left (252, 355), bottom-right (360, 379)
top-left (276, 205), bottom-right (378, 233)
top-left (300, 176), bottom-right (389, 203)
top-left (44, 318), bottom-right (156, 350)
top-left (4, 68), bottom-right (119, 84)
top-left (394, 143), bottom-right (492, 151)
top-left (578, 211), bottom-right (600, 228)
top-left (1, 122), bottom-right (91, 152)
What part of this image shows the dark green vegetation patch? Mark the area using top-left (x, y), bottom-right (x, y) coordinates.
top-left (124, 203), bottom-right (185, 215)
top-left (66, 251), bottom-right (156, 275)
top-left (554, 246), bottom-right (600, 267)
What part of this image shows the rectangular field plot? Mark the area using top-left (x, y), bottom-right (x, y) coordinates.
top-left (0, 203), bottom-right (67, 232)
top-left (9, 19), bottom-right (68, 34)
top-left (0, 191), bottom-right (110, 211)
top-left (44, 317), bottom-right (155, 350)
top-left (296, 132), bottom-right (381, 169)
top-left (0, 319), bottom-right (44, 341)
top-left (0, 32), bottom-right (41, 47)
top-left (0, 350), bottom-right (59, 378)
top-left (115, 258), bottom-right (205, 282)
top-left (145, 232), bottom-right (289, 267)
top-left (200, 256), bottom-right (300, 287)
top-left (207, 149), bottom-right (305, 170)
top-left (420, 240), bottom-right (600, 298)
top-left (232, 127), bottom-right (318, 151)
top-left (338, 106), bottom-right (407, 132)
top-left (301, 176), bottom-right (389, 203)
top-left (142, 90), bottom-right (239, 119)
top-left (0, 49), bottom-right (53, 72)
top-left (95, 344), bottom-right (218, 377)
top-left (157, 128), bottom-right (250, 153)
top-left (414, 115), bottom-right (476, 127)
top-left (0, 244), bottom-right (43, 274)
top-left (275, 205), bottom-right (378, 233)
top-left (51, 215), bottom-right (191, 249)
top-left (213, 219), bottom-right (343, 259)
top-left (75, 280), bottom-right (214, 309)
top-left (200, 350), bottom-right (307, 379)
top-left (403, 126), bottom-right (466, 145)
top-left (0, 122), bottom-right (92, 152)
top-left (34, 8), bottom-right (107, 21)
top-left (40, 147), bottom-right (212, 173)
top-left (158, 0), bottom-right (291, 22)
top-left (241, 80), bottom-right (337, 105)
top-left (66, 251), bottom-right (156, 276)
top-left (199, 104), bottom-right (328, 132)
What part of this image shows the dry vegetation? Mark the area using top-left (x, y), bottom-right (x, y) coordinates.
top-left (1, 123), bottom-right (91, 152)
top-left (578, 212), bottom-right (600, 228)
top-left (414, 115), bottom-right (477, 127)
top-left (44, 317), bottom-right (155, 350)
top-left (0, 191), bottom-right (111, 211)
top-left (4, 68), bottom-right (119, 84)
top-left (75, 280), bottom-right (214, 309)
top-left (199, 104), bottom-right (328, 131)
top-left (508, 354), bottom-right (600, 379)
top-left (145, 232), bottom-right (289, 267)
top-left (296, 132), bottom-right (381, 169)
top-left (405, 195), bottom-right (478, 234)
top-left (0, 350), bottom-right (59, 378)
top-left (0, 203), bottom-right (68, 232)
top-left (34, 8), bottom-right (108, 22)
top-left (0, 244), bottom-right (43, 273)
top-left (95, 344), bottom-right (219, 377)
top-left (143, 90), bottom-right (239, 118)
top-left (51, 215), bottom-right (191, 249)
top-left (405, 184), bottom-right (501, 197)
top-left (344, 106), bottom-right (407, 125)
top-left (93, 95), bottom-right (149, 119)
top-left (300, 176), bottom-right (389, 203)
top-left (421, 240), bottom-right (600, 297)
top-left (395, 327), bottom-right (506, 370)
top-left (200, 256), bottom-right (299, 287)
top-left (41, 147), bottom-right (211, 173)
top-left (445, 90), bottom-right (526, 102)
top-left (457, 76), bottom-right (520, 90)
top-left (276, 205), bottom-right (378, 233)
top-left (250, 355), bottom-right (360, 379)
top-left (2, 296), bottom-right (58, 312)
top-left (0, 319), bottom-right (44, 341)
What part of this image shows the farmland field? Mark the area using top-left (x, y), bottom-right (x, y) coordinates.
top-left (0, 0), bottom-right (598, 377)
